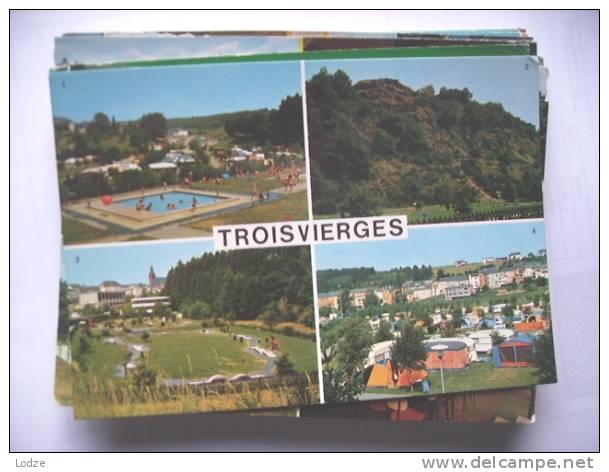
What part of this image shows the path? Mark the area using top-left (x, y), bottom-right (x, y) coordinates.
top-left (114, 341), bottom-right (150, 379)
top-left (243, 335), bottom-right (277, 377)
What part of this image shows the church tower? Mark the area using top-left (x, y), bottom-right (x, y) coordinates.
top-left (148, 265), bottom-right (157, 287)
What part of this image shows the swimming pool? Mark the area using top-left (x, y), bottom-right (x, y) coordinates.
top-left (117, 191), bottom-right (221, 213)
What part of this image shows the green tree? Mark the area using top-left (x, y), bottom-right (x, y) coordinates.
top-left (339, 289), bottom-right (352, 314)
top-left (322, 316), bottom-right (373, 402)
top-left (390, 322), bottom-right (427, 371)
top-left (275, 353), bottom-right (296, 376)
top-left (77, 336), bottom-right (92, 356)
top-left (364, 291), bottom-right (381, 308)
top-left (533, 329), bottom-right (557, 383)
top-left (139, 113), bottom-right (167, 141)
top-left (374, 319), bottom-right (394, 343)
top-left (189, 301), bottom-right (213, 320)
top-left (260, 302), bottom-right (281, 330)
top-left (57, 280), bottom-right (70, 338)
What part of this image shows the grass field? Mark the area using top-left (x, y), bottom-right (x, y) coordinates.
top-left (72, 372), bottom-right (319, 418)
top-left (144, 331), bottom-right (265, 379)
top-left (185, 191), bottom-right (308, 232)
top-left (62, 215), bottom-right (119, 244)
top-left (317, 200), bottom-right (542, 222)
top-left (191, 175), bottom-right (286, 194)
top-left (230, 326), bottom-right (319, 373)
top-left (367, 362), bottom-right (537, 397)
top-left (72, 334), bottom-right (129, 378)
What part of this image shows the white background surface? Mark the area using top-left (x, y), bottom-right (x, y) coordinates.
top-left (9, 10), bottom-right (599, 451)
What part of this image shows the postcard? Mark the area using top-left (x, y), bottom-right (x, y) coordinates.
top-left (50, 35), bottom-right (555, 419)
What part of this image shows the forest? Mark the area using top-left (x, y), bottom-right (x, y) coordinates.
top-left (162, 246), bottom-right (315, 327)
top-left (306, 68), bottom-right (544, 218)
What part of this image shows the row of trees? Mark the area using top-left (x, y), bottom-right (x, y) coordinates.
top-left (224, 94), bottom-right (304, 149)
top-left (55, 112), bottom-right (168, 163)
top-left (306, 68), bottom-right (543, 217)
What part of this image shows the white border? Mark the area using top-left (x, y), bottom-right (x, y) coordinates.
top-left (301, 59), bottom-right (325, 403)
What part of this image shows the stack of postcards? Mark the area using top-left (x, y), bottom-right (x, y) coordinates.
top-left (51, 29), bottom-right (554, 424)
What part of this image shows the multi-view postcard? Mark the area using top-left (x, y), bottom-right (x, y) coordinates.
top-left (51, 31), bottom-right (556, 419)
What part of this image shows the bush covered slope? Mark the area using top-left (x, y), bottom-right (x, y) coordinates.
top-left (306, 68), bottom-right (544, 217)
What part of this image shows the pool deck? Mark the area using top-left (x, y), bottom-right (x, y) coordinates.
top-left (64, 186), bottom-right (250, 232)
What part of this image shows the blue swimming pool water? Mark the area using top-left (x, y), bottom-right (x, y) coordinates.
top-left (117, 191), bottom-right (220, 213)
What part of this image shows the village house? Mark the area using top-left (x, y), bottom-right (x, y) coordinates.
top-left (318, 292), bottom-right (340, 310)
top-left (468, 273), bottom-right (481, 290)
top-left (163, 150), bottom-right (195, 164)
top-left (351, 289), bottom-right (370, 309)
top-left (445, 283), bottom-right (473, 301)
top-left (479, 267), bottom-right (502, 289)
top-left (433, 275), bottom-right (468, 296)
top-left (508, 252), bottom-right (523, 261)
top-left (382, 288), bottom-right (398, 305)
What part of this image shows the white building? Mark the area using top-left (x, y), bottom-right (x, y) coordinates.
top-left (131, 296), bottom-right (171, 313)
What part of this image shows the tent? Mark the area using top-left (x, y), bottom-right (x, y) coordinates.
top-left (397, 368), bottom-right (428, 388)
top-left (425, 339), bottom-right (471, 370)
top-left (491, 336), bottom-right (535, 368)
top-left (366, 359), bottom-right (395, 388)
top-left (515, 318), bottom-right (546, 332)
top-left (479, 318), bottom-right (496, 329)
top-left (431, 337), bottom-right (480, 363)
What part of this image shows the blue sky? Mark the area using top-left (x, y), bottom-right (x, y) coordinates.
top-left (50, 60), bottom-right (301, 122)
top-left (315, 221), bottom-right (546, 271)
top-left (306, 56), bottom-right (540, 127)
top-left (63, 239), bottom-right (215, 286)
top-left (55, 35), bottom-right (299, 66)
